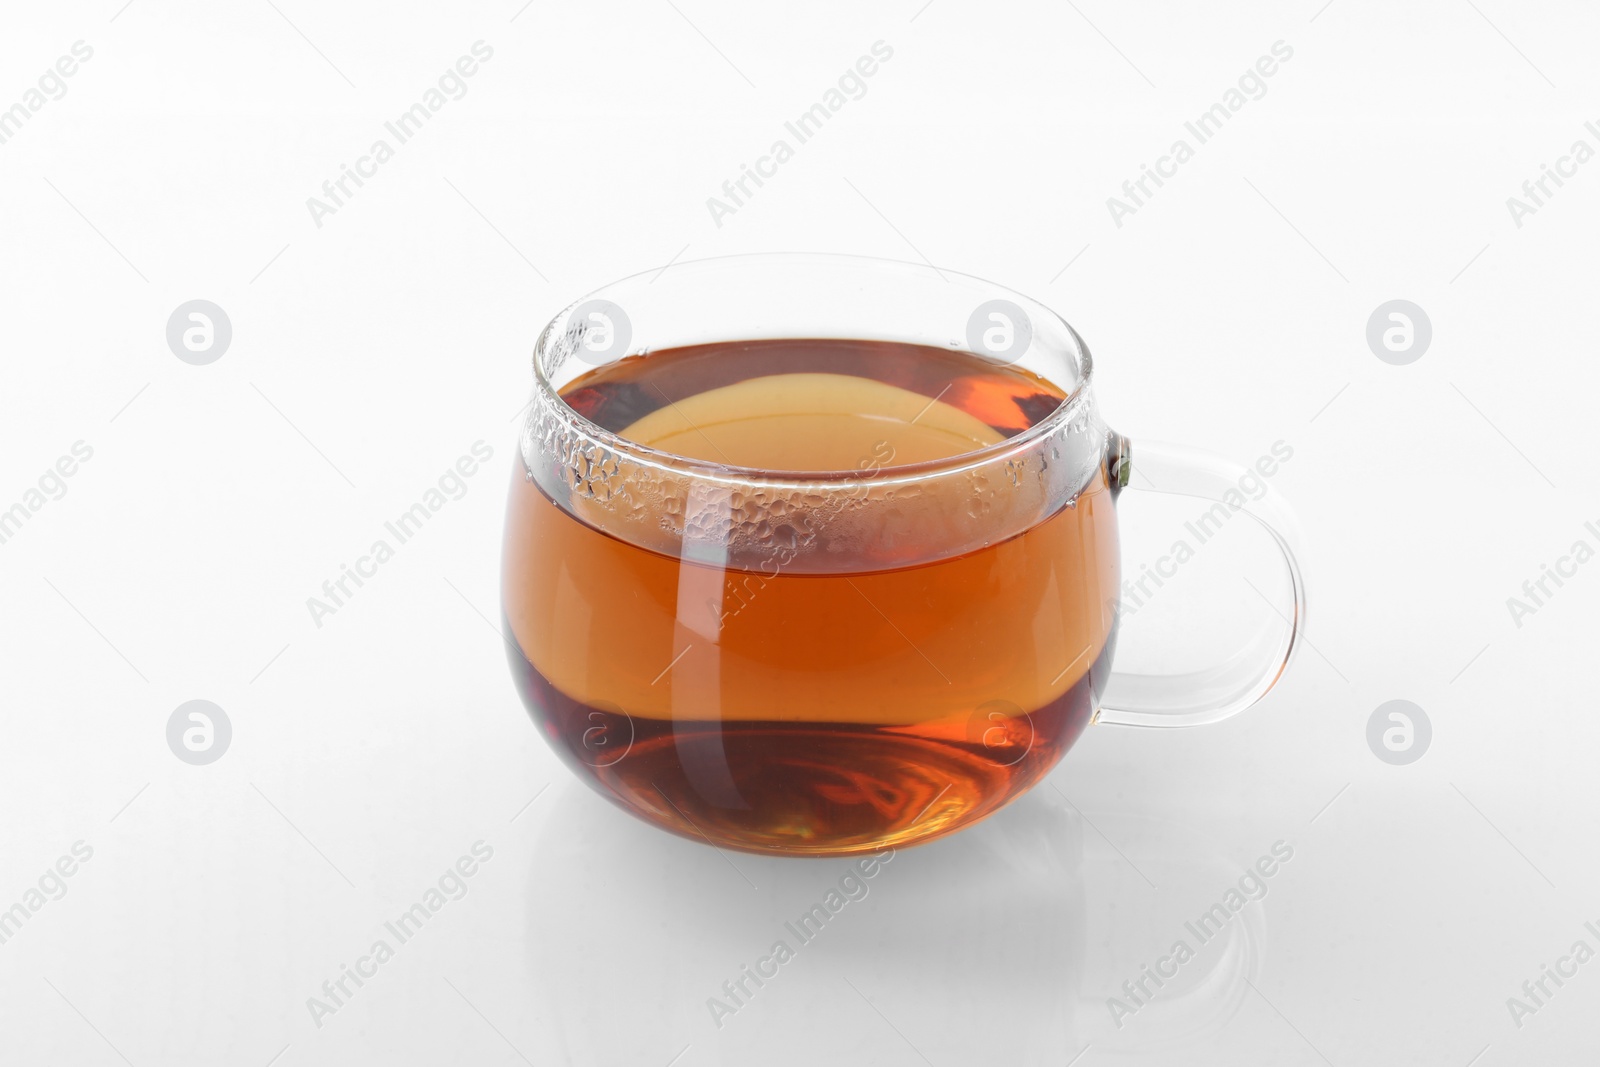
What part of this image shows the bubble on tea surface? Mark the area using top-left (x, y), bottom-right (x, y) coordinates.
top-left (166, 300), bottom-right (233, 365)
top-left (966, 299), bottom-right (1033, 365)
top-left (167, 699), bottom-right (232, 765)
top-left (569, 300), bottom-right (632, 366)
top-left (1366, 699), bottom-right (1430, 765)
top-left (1366, 300), bottom-right (1431, 365)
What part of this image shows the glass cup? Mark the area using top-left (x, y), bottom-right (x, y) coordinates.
top-left (503, 253), bottom-right (1304, 856)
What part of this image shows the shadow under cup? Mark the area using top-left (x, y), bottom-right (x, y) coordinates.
top-left (502, 255), bottom-right (1124, 856)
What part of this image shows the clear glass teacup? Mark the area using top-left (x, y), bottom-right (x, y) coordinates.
top-left (504, 253), bottom-right (1303, 856)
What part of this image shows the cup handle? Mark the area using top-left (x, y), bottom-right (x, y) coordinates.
top-left (1095, 435), bottom-right (1307, 728)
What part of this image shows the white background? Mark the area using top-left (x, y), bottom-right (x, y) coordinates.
top-left (2, 0), bottom-right (1598, 1063)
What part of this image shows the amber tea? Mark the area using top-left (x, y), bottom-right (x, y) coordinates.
top-left (503, 338), bottom-right (1121, 855)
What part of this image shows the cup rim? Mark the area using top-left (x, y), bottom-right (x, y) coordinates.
top-left (529, 251), bottom-right (1098, 489)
